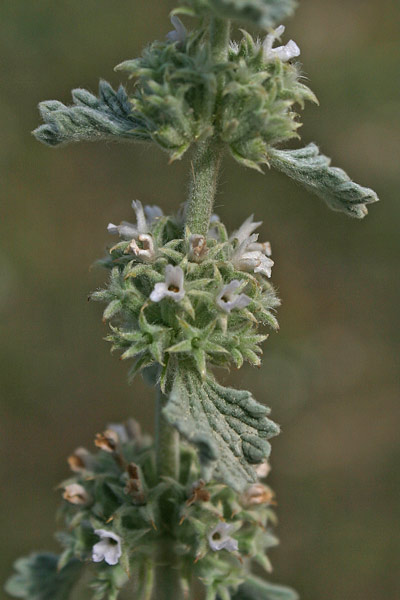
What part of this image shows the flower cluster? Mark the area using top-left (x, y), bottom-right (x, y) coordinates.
top-left (35, 420), bottom-right (278, 599)
top-left (92, 201), bottom-right (279, 388)
top-left (113, 23), bottom-right (316, 170)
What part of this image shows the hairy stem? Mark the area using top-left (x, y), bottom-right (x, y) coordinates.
top-left (185, 137), bottom-right (223, 236)
top-left (155, 387), bottom-right (179, 479)
top-left (184, 18), bottom-right (230, 236)
top-left (152, 388), bottom-right (183, 599)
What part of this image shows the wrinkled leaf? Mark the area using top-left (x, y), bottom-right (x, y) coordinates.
top-left (269, 143), bottom-right (379, 218)
top-left (33, 80), bottom-right (149, 147)
top-left (5, 553), bottom-right (82, 600)
top-left (179, 0), bottom-right (297, 28)
top-left (230, 575), bottom-right (299, 600)
top-left (164, 366), bottom-right (279, 491)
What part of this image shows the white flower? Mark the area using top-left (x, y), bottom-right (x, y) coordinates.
top-left (232, 233), bottom-right (274, 278)
top-left (208, 522), bottom-right (238, 553)
top-left (62, 483), bottom-right (90, 505)
top-left (107, 200), bottom-right (149, 240)
top-left (129, 234), bottom-right (155, 262)
top-left (230, 215), bottom-right (263, 245)
top-left (263, 25), bottom-right (300, 63)
top-left (255, 460), bottom-right (271, 479)
top-left (208, 213), bottom-right (221, 240)
top-left (166, 15), bottom-right (187, 43)
top-left (216, 280), bottom-right (251, 313)
top-left (144, 205), bottom-right (163, 224)
top-left (229, 40), bottom-right (240, 54)
top-left (92, 530), bottom-right (122, 566)
top-left (150, 265), bottom-right (185, 303)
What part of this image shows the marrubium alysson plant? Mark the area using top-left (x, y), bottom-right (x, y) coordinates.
top-left (6, 1), bottom-right (378, 599)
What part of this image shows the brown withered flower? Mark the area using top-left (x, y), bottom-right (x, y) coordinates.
top-left (94, 429), bottom-right (119, 453)
top-left (241, 483), bottom-right (275, 507)
top-left (188, 234), bottom-right (208, 261)
top-left (186, 479), bottom-right (211, 506)
top-left (63, 483), bottom-right (91, 505)
top-left (67, 447), bottom-right (92, 472)
top-left (125, 462), bottom-right (146, 505)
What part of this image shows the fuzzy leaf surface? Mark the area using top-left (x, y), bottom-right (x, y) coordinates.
top-left (269, 143), bottom-right (379, 218)
top-left (164, 366), bottom-right (279, 491)
top-left (33, 81), bottom-right (149, 147)
top-left (5, 553), bottom-right (82, 600)
top-left (230, 575), bottom-right (299, 600)
top-left (180, 0), bottom-right (297, 27)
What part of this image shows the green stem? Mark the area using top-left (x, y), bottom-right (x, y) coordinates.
top-left (155, 387), bottom-right (179, 479)
top-left (152, 388), bottom-right (183, 599)
top-left (185, 137), bottom-right (223, 236)
top-left (184, 18), bottom-right (231, 236)
top-left (210, 17), bottom-right (230, 63)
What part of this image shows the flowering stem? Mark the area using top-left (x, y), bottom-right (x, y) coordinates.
top-left (184, 18), bottom-right (230, 236)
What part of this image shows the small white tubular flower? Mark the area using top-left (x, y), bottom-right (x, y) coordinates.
top-left (230, 215), bottom-right (263, 245)
top-left (107, 221), bottom-right (138, 239)
top-left (229, 40), bottom-right (240, 54)
top-left (92, 530), bottom-right (122, 566)
top-left (63, 483), bottom-right (90, 505)
top-left (216, 280), bottom-right (251, 314)
top-left (107, 200), bottom-right (149, 240)
top-left (150, 265), bottom-right (185, 303)
top-left (263, 25), bottom-right (300, 62)
top-left (233, 234), bottom-right (274, 278)
top-left (208, 213), bottom-right (221, 240)
top-left (131, 200), bottom-right (148, 235)
top-left (129, 234), bottom-right (155, 262)
top-left (144, 204), bottom-right (163, 225)
top-left (248, 240), bottom-right (272, 257)
top-left (208, 522), bottom-right (239, 553)
top-left (166, 15), bottom-right (187, 43)
top-left (255, 460), bottom-right (271, 479)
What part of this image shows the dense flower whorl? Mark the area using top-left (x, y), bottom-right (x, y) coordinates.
top-left (92, 203), bottom-right (280, 386)
top-left (51, 420), bottom-right (279, 600)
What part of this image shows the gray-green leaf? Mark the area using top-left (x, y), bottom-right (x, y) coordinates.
top-left (230, 575), bottom-right (299, 600)
top-left (180, 0), bottom-right (297, 28)
top-left (5, 553), bottom-right (82, 600)
top-left (268, 143), bottom-right (379, 218)
top-left (164, 366), bottom-right (279, 492)
top-left (33, 80), bottom-right (149, 147)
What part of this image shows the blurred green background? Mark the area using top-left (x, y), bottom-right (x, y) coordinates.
top-left (1, 1), bottom-right (399, 598)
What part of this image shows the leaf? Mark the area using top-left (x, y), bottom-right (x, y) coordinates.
top-left (33, 80), bottom-right (149, 147)
top-left (181, 0), bottom-right (297, 28)
top-left (230, 575), bottom-right (299, 600)
top-left (5, 553), bottom-right (83, 600)
top-left (164, 366), bottom-right (279, 491)
top-left (268, 143), bottom-right (379, 218)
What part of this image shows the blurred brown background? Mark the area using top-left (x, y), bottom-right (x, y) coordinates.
top-left (1, 1), bottom-right (399, 599)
